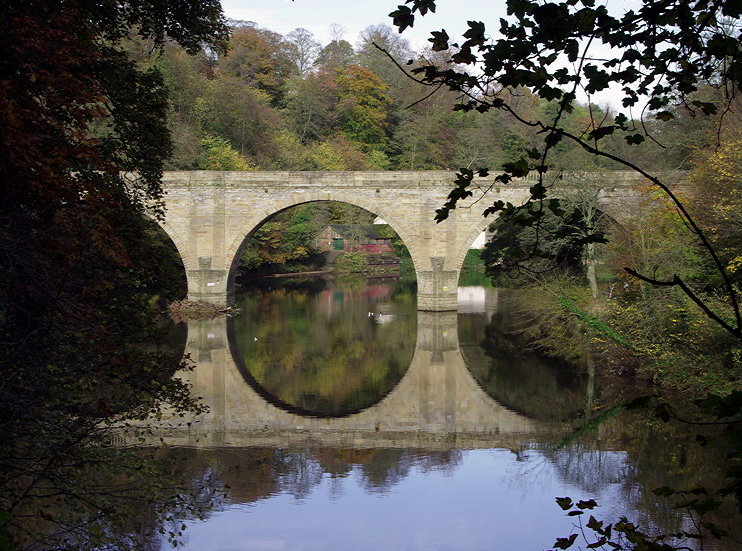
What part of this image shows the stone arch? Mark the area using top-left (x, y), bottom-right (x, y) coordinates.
top-left (155, 217), bottom-right (192, 272)
top-left (451, 213), bottom-right (497, 281)
top-left (224, 192), bottom-right (422, 299)
top-left (139, 212), bottom-right (190, 296)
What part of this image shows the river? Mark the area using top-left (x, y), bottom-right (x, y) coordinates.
top-left (147, 278), bottom-right (739, 551)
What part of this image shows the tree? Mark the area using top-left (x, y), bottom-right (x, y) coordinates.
top-left (221, 22), bottom-right (296, 105)
top-left (315, 39), bottom-right (356, 71)
top-left (389, 0), bottom-right (742, 341)
top-left (356, 23), bottom-right (414, 92)
top-left (192, 74), bottom-right (283, 166)
top-left (690, 130), bottom-right (742, 288)
top-left (286, 27), bottom-right (321, 76)
top-left (286, 69), bottom-right (341, 144)
top-left (197, 134), bottom-right (254, 170)
top-left (0, 0), bottom-right (227, 546)
top-left (336, 64), bottom-right (393, 149)
top-left (388, 2), bottom-right (742, 547)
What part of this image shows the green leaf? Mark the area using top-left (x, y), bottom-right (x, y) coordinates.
top-left (701, 521), bottom-right (729, 539)
top-left (587, 537), bottom-right (608, 549)
top-left (577, 499), bottom-right (598, 510)
top-left (587, 125), bottom-right (615, 141)
top-left (624, 395), bottom-right (652, 410)
top-left (430, 29), bottom-right (449, 51)
top-left (586, 515), bottom-right (603, 531)
top-left (547, 198), bottom-right (564, 217)
top-left (526, 148), bottom-right (541, 160)
top-left (390, 6), bottom-right (415, 32)
top-left (692, 100), bottom-right (718, 116)
top-left (654, 402), bottom-right (677, 422)
top-left (686, 498), bottom-right (723, 515)
top-left (502, 157), bottom-right (530, 177)
top-left (722, 0), bottom-right (742, 17)
top-left (655, 111), bottom-right (674, 121)
top-left (584, 63), bottom-right (611, 93)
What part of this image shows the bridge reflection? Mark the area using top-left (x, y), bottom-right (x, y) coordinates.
top-left (154, 295), bottom-right (563, 450)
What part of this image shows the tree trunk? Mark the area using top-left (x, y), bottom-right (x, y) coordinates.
top-left (586, 242), bottom-right (598, 299)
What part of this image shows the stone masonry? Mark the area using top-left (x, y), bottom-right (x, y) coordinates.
top-left (157, 170), bottom-right (688, 311)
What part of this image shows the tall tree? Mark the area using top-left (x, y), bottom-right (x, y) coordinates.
top-left (356, 23), bottom-right (413, 86)
top-left (389, 0), bottom-right (742, 342)
top-left (221, 21), bottom-right (296, 105)
top-left (336, 64), bottom-right (393, 150)
top-left (286, 68), bottom-right (341, 143)
top-left (286, 27), bottom-right (321, 75)
top-left (315, 39), bottom-right (356, 71)
top-left (0, 0), bottom-right (228, 546)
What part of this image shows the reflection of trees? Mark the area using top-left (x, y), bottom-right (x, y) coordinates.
top-left (157, 446), bottom-right (463, 510)
top-left (540, 409), bottom-right (740, 541)
top-left (359, 449), bottom-right (462, 492)
top-left (461, 294), bottom-right (647, 423)
top-left (8, 446), bottom-right (223, 551)
top-left (461, 291), bottom-right (742, 543)
top-left (277, 450), bottom-right (326, 500)
top-left (231, 280), bottom-right (416, 416)
top-left (462, 306), bottom-right (594, 422)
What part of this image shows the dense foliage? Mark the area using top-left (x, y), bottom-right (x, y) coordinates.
top-left (388, 0), bottom-right (742, 338)
top-left (3, 0), bottom-right (742, 546)
top-left (0, 0), bottom-right (227, 548)
top-left (155, 19), bottom-right (721, 174)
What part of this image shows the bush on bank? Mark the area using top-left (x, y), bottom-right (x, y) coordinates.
top-left (505, 281), bottom-right (742, 396)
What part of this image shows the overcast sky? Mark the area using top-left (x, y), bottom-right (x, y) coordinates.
top-left (219, 0), bottom-right (507, 51)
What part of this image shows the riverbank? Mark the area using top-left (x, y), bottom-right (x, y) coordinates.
top-left (239, 250), bottom-right (405, 279)
top-left (497, 283), bottom-right (742, 397)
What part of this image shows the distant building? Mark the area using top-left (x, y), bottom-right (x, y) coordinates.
top-left (316, 224), bottom-right (396, 254)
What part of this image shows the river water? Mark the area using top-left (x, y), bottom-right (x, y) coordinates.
top-left (151, 278), bottom-right (739, 551)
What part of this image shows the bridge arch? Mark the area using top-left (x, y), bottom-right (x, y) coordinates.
top-left (224, 194), bottom-right (423, 298)
top-left (156, 217), bottom-right (192, 274)
top-left (454, 214), bottom-right (496, 276)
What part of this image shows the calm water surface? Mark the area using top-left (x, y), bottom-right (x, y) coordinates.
top-left (153, 279), bottom-right (738, 551)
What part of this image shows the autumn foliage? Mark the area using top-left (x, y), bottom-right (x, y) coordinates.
top-left (0, 0), bottom-right (227, 546)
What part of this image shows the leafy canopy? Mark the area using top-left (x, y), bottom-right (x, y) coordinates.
top-left (0, 0), bottom-right (228, 546)
top-left (388, 0), bottom-right (742, 341)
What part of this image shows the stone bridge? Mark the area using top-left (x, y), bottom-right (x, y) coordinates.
top-left (158, 170), bottom-right (688, 311)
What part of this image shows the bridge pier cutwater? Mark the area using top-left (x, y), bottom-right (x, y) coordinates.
top-left (157, 170), bottom-right (672, 311)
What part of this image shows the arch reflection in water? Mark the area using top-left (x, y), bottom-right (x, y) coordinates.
top-left (167, 285), bottom-right (541, 449)
top-left (460, 288), bottom-right (607, 423)
top-left (228, 278), bottom-right (416, 417)
top-left (151, 286), bottom-right (742, 551)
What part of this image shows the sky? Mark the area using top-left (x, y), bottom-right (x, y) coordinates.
top-left (219, 0), bottom-right (507, 51)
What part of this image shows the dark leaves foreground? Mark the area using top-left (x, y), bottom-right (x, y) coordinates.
top-left (390, 0), bottom-right (742, 342)
top-left (553, 392), bottom-right (742, 549)
top-left (0, 0), bottom-right (227, 548)
top-left (388, 1), bottom-right (742, 549)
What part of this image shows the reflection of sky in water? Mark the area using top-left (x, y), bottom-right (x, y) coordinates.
top-left (162, 449), bottom-right (631, 551)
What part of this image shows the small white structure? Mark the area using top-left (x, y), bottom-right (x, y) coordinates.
top-left (470, 231), bottom-right (486, 249)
